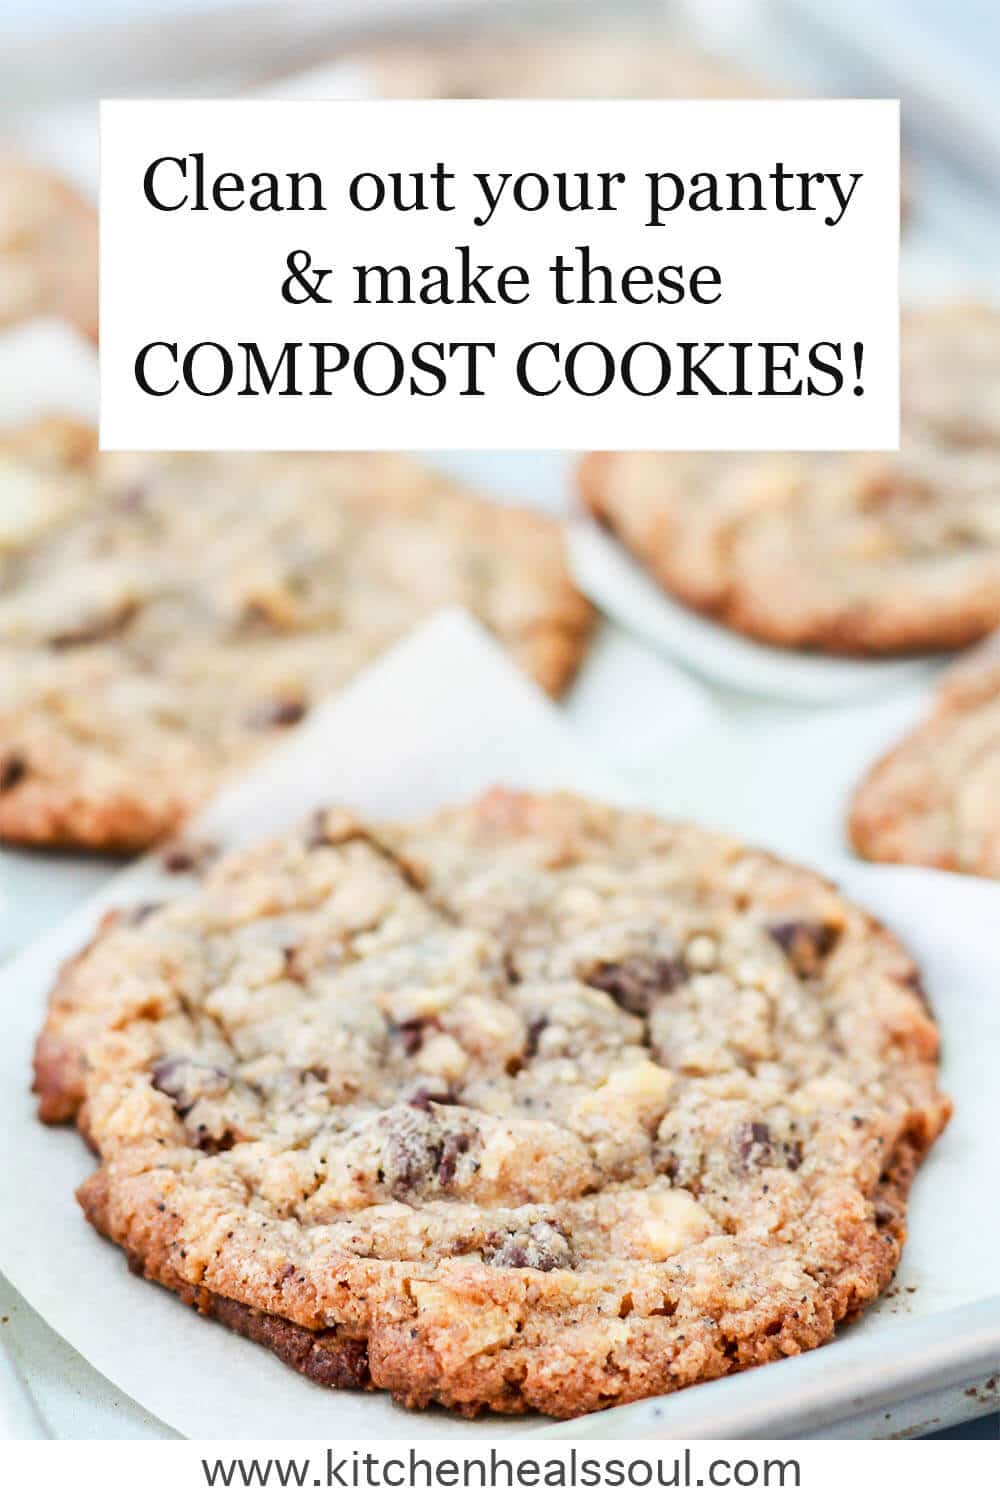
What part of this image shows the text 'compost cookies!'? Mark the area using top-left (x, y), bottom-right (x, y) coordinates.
top-left (99, 99), bottom-right (899, 451)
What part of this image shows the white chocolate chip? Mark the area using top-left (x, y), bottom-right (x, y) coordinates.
top-left (612, 1189), bottom-right (714, 1260)
top-left (686, 935), bottom-right (718, 970)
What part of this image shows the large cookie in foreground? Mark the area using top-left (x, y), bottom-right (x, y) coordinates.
top-left (581, 307), bottom-right (1000, 657)
top-left (850, 658), bottom-right (1000, 878)
top-left (35, 790), bottom-right (950, 1418)
top-left (0, 444), bottom-right (592, 851)
top-left (0, 156), bottom-right (99, 340)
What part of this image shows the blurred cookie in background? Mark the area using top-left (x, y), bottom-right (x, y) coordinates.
top-left (323, 29), bottom-right (761, 100)
top-left (0, 155), bottom-right (98, 341)
top-left (0, 443), bottom-right (593, 851)
top-left (0, 415), bottom-right (96, 552)
top-left (849, 654), bottom-right (1000, 878)
top-left (901, 304), bottom-right (1000, 450)
top-left (580, 305), bottom-right (1000, 658)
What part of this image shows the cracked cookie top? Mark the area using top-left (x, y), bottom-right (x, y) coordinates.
top-left (36, 790), bottom-right (949, 1417)
top-left (581, 305), bottom-right (1000, 656)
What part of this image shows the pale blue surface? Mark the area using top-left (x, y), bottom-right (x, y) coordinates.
top-left (3, 0), bottom-right (220, 19)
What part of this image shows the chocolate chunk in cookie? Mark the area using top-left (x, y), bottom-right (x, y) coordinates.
top-left (767, 920), bottom-right (841, 977)
top-left (486, 1221), bottom-right (574, 1271)
top-left (584, 955), bottom-right (690, 1015)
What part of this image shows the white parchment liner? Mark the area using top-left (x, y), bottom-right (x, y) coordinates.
top-left (0, 611), bottom-right (997, 1439)
top-left (569, 520), bottom-right (943, 706)
top-left (645, 683), bottom-right (936, 867)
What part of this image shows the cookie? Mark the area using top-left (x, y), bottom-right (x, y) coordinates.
top-left (35, 789), bottom-right (950, 1418)
top-left (581, 306), bottom-right (1000, 656)
top-left (849, 656), bottom-right (1000, 878)
top-left (901, 303), bottom-right (1000, 450)
top-left (0, 444), bottom-right (592, 851)
top-left (355, 32), bottom-right (758, 100)
top-left (0, 156), bottom-right (98, 340)
top-left (0, 416), bottom-right (96, 552)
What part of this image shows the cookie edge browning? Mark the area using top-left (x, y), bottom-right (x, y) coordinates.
top-left (497, 503), bottom-right (596, 698)
top-left (34, 912), bottom-right (127, 1124)
top-left (848, 660), bottom-right (1000, 874)
top-left (68, 1102), bottom-right (944, 1418)
top-left (77, 1169), bottom-right (373, 1394)
top-left (0, 773), bottom-right (196, 854)
top-left (35, 792), bottom-right (952, 1417)
top-left (578, 452), bottom-right (1000, 657)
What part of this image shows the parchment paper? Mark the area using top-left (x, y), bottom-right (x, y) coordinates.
top-left (645, 682), bottom-right (935, 864)
top-left (0, 611), bottom-right (997, 1439)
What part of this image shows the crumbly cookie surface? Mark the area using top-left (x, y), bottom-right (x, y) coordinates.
top-left (35, 789), bottom-right (950, 1417)
top-left (0, 443), bottom-right (591, 850)
top-left (581, 306), bottom-right (1000, 656)
top-left (0, 156), bottom-right (98, 340)
top-left (850, 658), bottom-right (1000, 878)
top-left (359, 32), bottom-right (757, 100)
